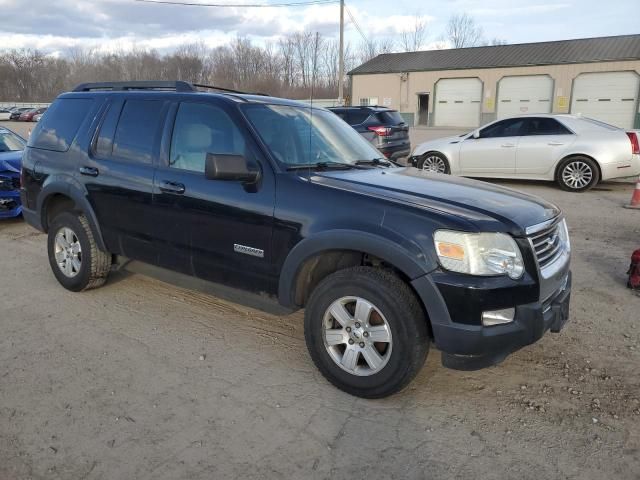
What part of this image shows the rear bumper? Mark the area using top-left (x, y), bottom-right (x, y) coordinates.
top-left (600, 155), bottom-right (640, 180)
top-left (411, 270), bottom-right (571, 371)
top-left (20, 204), bottom-right (43, 230)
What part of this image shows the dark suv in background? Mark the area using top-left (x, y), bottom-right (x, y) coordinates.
top-left (328, 106), bottom-right (411, 161)
top-left (21, 81), bottom-right (571, 398)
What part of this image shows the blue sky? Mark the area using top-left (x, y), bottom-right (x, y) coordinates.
top-left (0, 0), bottom-right (637, 54)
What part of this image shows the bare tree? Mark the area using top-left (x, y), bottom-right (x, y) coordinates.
top-left (445, 13), bottom-right (484, 48)
top-left (357, 38), bottom-right (395, 65)
top-left (399, 15), bottom-right (429, 52)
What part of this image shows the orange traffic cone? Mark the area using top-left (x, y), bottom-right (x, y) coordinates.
top-left (624, 177), bottom-right (640, 209)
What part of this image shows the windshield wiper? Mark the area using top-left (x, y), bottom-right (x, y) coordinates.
top-left (354, 158), bottom-right (393, 167)
top-left (286, 162), bottom-right (363, 171)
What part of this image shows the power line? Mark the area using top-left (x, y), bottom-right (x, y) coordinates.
top-left (134, 0), bottom-right (338, 7)
top-left (344, 4), bottom-right (368, 45)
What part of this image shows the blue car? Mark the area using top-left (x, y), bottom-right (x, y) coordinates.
top-left (0, 127), bottom-right (26, 218)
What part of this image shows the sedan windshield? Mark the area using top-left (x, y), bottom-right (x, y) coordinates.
top-left (0, 131), bottom-right (26, 152)
top-left (242, 104), bottom-right (383, 166)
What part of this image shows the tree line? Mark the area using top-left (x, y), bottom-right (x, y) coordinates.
top-left (0, 13), bottom-right (503, 102)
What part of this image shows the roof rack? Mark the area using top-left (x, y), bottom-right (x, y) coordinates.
top-left (72, 81), bottom-right (266, 96)
top-left (72, 81), bottom-right (196, 92)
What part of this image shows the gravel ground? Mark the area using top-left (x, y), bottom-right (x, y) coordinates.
top-left (1, 122), bottom-right (640, 479)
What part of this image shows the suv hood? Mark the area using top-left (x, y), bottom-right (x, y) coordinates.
top-left (311, 167), bottom-right (560, 234)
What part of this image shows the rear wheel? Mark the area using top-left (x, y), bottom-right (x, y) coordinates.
top-left (417, 152), bottom-right (450, 174)
top-left (47, 211), bottom-right (111, 292)
top-left (304, 267), bottom-right (429, 398)
top-left (556, 156), bottom-right (599, 192)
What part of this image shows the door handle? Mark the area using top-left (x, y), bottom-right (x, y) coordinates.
top-left (548, 142), bottom-right (565, 146)
top-left (159, 180), bottom-right (185, 194)
top-left (79, 166), bottom-right (99, 177)
top-left (501, 143), bottom-right (516, 148)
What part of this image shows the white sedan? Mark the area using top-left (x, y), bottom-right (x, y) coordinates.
top-left (410, 114), bottom-right (640, 191)
top-left (0, 109), bottom-right (11, 121)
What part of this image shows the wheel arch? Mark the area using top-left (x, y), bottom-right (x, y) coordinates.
top-left (38, 181), bottom-right (108, 252)
top-left (554, 153), bottom-right (602, 182)
top-left (278, 230), bottom-right (434, 309)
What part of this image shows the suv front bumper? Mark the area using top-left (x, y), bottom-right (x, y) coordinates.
top-left (411, 270), bottom-right (571, 371)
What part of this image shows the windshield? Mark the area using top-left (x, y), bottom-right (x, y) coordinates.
top-left (242, 104), bottom-right (383, 166)
top-left (0, 131), bottom-right (26, 152)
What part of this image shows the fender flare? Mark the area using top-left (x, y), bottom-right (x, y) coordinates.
top-left (277, 229), bottom-right (435, 307)
top-left (37, 177), bottom-right (108, 252)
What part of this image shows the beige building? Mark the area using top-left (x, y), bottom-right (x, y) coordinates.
top-left (349, 34), bottom-right (640, 129)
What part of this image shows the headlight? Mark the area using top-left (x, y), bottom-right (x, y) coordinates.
top-left (558, 218), bottom-right (570, 252)
top-left (434, 230), bottom-right (525, 279)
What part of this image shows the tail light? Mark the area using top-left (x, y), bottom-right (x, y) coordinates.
top-left (627, 132), bottom-right (640, 155)
top-left (368, 126), bottom-right (391, 137)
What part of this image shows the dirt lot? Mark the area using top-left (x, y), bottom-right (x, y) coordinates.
top-left (2, 123), bottom-right (640, 479)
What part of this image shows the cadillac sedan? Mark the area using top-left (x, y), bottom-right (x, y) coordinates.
top-left (410, 114), bottom-right (640, 192)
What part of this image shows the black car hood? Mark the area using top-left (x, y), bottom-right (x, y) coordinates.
top-left (310, 167), bottom-right (560, 234)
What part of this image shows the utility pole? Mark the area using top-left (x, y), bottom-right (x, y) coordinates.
top-left (338, 0), bottom-right (345, 105)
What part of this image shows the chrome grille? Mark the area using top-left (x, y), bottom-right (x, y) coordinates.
top-left (529, 219), bottom-right (563, 268)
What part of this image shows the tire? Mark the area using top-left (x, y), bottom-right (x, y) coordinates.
top-left (556, 156), bottom-right (600, 192)
top-left (304, 266), bottom-right (429, 398)
top-left (417, 152), bottom-right (450, 174)
top-left (47, 211), bottom-right (111, 292)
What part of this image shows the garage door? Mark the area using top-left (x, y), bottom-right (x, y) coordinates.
top-left (571, 71), bottom-right (640, 129)
top-left (497, 75), bottom-right (553, 119)
top-left (434, 78), bottom-right (482, 127)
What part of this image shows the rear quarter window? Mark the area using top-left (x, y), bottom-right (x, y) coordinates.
top-left (346, 111), bottom-right (370, 125)
top-left (374, 111), bottom-right (405, 125)
top-left (28, 98), bottom-right (94, 152)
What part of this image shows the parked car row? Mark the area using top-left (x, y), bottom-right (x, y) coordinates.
top-left (0, 106), bottom-right (48, 121)
top-left (326, 106), bottom-right (640, 192)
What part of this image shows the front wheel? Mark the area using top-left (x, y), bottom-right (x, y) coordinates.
top-left (304, 267), bottom-right (429, 398)
top-left (556, 156), bottom-right (600, 192)
top-left (417, 152), bottom-right (450, 174)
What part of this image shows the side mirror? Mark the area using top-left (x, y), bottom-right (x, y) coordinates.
top-left (472, 130), bottom-right (480, 139)
top-left (205, 153), bottom-right (259, 183)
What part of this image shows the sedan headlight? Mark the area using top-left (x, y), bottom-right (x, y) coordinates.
top-left (434, 230), bottom-right (525, 279)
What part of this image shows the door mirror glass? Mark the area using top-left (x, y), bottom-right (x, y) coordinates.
top-left (205, 153), bottom-right (259, 182)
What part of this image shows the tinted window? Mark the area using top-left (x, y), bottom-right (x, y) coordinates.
top-left (28, 98), bottom-right (93, 152)
top-left (112, 99), bottom-right (164, 164)
top-left (374, 111), bottom-right (405, 125)
top-left (479, 118), bottom-right (525, 138)
top-left (94, 100), bottom-right (123, 158)
top-left (524, 118), bottom-right (571, 135)
top-left (170, 102), bottom-right (245, 172)
top-left (347, 111), bottom-right (370, 125)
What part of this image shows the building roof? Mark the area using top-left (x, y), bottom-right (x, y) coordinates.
top-left (349, 34), bottom-right (640, 75)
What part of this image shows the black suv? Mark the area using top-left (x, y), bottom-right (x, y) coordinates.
top-left (328, 106), bottom-right (411, 161)
top-left (21, 81), bottom-right (572, 398)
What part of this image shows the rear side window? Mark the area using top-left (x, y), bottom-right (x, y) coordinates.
top-left (346, 111), bottom-right (370, 125)
top-left (112, 99), bottom-right (164, 164)
top-left (28, 98), bottom-right (93, 152)
top-left (525, 118), bottom-right (572, 135)
top-left (374, 111), bottom-right (405, 125)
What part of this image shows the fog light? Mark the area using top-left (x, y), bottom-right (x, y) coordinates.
top-left (482, 308), bottom-right (515, 326)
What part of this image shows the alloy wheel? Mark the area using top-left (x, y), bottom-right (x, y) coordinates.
top-left (422, 155), bottom-right (447, 173)
top-left (322, 296), bottom-right (392, 376)
top-left (54, 227), bottom-right (82, 278)
top-left (562, 161), bottom-right (593, 189)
